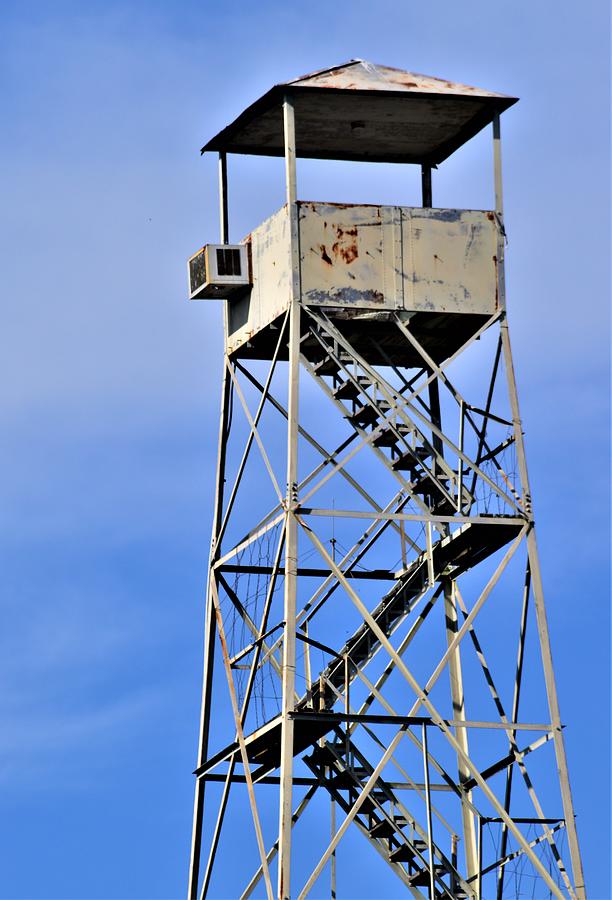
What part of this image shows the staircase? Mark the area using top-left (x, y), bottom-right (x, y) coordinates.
top-left (302, 321), bottom-right (473, 517)
top-left (243, 519), bottom-right (521, 772)
top-left (304, 734), bottom-right (472, 898)
top-left (306, 519), bottom-right (519, 712)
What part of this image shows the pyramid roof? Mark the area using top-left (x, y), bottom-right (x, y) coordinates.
top-left (202, 59), bottom-right (517, 165)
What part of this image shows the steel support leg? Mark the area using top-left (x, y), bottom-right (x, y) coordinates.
top-left (494, 112), bottom-right (584, 897)
top-left (188, 367), bottom-right (232, 899)
top-left (278, 93), bottom-right (300, 900)
top-left (499, 315), bottom-right (585, 898)
top-left (444, 579), bottom-right (478, 881)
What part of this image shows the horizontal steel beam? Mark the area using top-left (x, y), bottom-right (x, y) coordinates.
top-left (219, 564), bottom-right (397, 581)
top-left (484, 816), bottom-right (563, 825)
top-left (201, 774), bottom-right (318, 786)
top-left (289, 711), bottom-right (552, 731)
top-left (200, 773), bottom-right (455, 793)
top-left (299, 508), bottom-right (526, 526)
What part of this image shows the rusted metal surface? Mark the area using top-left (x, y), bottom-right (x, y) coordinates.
top-left (287, 59), bottom-right (509, 97)
top-left (202, 60), bottom-right (517, 165)
top-left (227, 206), bottom-right (289, 352)
top-left (226, 202), bottom-right (499, 356)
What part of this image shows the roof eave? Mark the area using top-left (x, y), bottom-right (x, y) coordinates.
top-left (201, 85), bottom-right (519, 159)
top-left (201, 84), bottom-right (285, 155)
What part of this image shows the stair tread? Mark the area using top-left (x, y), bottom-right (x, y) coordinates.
top-left (409, 865), bottom-right (447, 885)
top-left (411, 476), bottom-right (449, 496)
top-left (389, 845), bottom-right (417, 862)
top-left (313, 357), bottom-right (340, 376)
top-left (370, 816), bottom-right (409, 838)
top-left (347, 404), bottom-right (379, 425)
top-left (373, 431), bottom-right (400, 447)
top-left (392, 447), bottom-right (434, 472)
top-left (333, 381), bottom-right (361, 400)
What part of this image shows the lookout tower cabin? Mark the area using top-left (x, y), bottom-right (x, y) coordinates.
top-left (188, 59), bottom-right (517, 366)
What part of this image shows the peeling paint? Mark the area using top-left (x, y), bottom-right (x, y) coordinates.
top-left (319, 244), bottom-right (332, 266)
top-left (430, 209), bottom-right (463, 223)
top-left (465, 224), bottom-right (477, 258)
top-left (305, 287), bottom-right (384, 305)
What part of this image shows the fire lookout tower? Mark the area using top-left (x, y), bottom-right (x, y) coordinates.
top-left (187, 61), bottom-right (585, 899)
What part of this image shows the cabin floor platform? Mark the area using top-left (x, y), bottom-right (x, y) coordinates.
top-left (227, 306), bottom-right (490, 368)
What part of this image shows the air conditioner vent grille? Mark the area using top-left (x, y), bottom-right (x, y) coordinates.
top-left (216, 247), bottom-right (242, 277)
top-left (189, 253), bottom-right (208, 296)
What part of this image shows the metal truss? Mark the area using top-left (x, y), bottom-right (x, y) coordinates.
top-left (187, 107), bottom-right (585, 899)
top-left (187, 301), bottom-right (585, 898)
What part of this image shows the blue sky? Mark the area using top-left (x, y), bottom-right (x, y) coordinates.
top-left (1, 1), bottom-right (609, 897)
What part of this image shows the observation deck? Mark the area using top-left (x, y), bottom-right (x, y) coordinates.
top-left (228, 199), bottom-right (502, 365)
top-left (199, 59), bottom-right (515, 368)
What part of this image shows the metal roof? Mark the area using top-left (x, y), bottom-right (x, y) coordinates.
top-left (202, 60), bottom-right (518, 165)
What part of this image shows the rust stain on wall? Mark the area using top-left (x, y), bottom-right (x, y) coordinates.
top-left (319, 244), bottom-right (333, 266)
top-left (332, 225), bottom-right (359, 264)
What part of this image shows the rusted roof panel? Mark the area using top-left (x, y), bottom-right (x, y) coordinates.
top-left (202, 60), bottom-right (518, 165)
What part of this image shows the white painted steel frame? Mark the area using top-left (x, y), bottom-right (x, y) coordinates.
top-left (278, 94), bottom-right (301, 900)
top-left (188, 113), bottom-right (585, 900)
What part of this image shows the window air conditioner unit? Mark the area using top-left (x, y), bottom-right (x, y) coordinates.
top-left (188, 243), bottom-right (250, 299)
